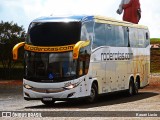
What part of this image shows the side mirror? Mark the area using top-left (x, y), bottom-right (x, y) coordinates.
top-left (12, 42), bottom-right (25, 60)
top-left (73, 40), bottom-right (90, 59)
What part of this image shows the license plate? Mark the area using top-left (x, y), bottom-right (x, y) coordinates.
top-left (43, 98), bottom-right (53, 101)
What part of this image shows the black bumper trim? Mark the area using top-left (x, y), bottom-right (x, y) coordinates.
top-left (24, 96), bottom-right (89, 101)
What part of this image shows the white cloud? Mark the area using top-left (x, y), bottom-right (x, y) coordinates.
top-left (0, 0), bottom-right (160, 38)
top-left (139, 0), bottom-right (160, 38)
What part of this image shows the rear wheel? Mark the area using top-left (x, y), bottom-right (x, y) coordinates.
top-left (87, 83), bottom-right (98, 103)
top-left (133, 81), bottom-right (139, 95)
top-left (41, 100), bottom-right (55, 106)
top-left (128, 80), bottom-right (134, 96)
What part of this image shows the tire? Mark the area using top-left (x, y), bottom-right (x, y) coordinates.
top-left (133, 81), bottom-right (139, 95)
top-left (87, 83), bottom-right (98, 103)
top-left (41, 100), bottom-right (55, 106)
top-left (128, 80), bottom-right (134, 96)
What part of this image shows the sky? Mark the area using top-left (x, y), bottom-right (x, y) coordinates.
top-left (0, 0), bottom-right (160, 38)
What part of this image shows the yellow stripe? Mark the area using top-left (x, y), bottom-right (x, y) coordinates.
top-left (12, 40), bottom-right (90, 60)
top-left (24, 44), bottom-right (75, 52)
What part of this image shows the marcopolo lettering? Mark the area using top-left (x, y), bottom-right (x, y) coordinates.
top-left (24, 44), bottom-right (74, 52)
top-left (101, 51), bottom-right (133, 61)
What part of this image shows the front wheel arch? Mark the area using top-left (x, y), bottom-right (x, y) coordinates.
top-left (86, 81), bottom-right (98, 103)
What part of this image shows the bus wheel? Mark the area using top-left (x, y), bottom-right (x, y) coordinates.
top-left (87, 83), bottom-right (98, 103)
top-left (134, 81), bottom-right (139, 95)
top-left (41, 100), bottom-right (55, 106)
top-left (128, 80), bottom-right (134, 96)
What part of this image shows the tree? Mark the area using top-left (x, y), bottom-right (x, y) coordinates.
top-left (0, 21), bottom-right (26, 79)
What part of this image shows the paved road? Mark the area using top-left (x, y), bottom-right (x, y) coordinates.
top-left (0, 79), bottom-right (160, 119)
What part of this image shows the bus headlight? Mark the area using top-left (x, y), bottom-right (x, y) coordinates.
top-left (64, 82), bottom-right (80, 90)
top-left (65, 84), bottom-right (75, 89)
top-left (24, 84), bottom-right (33, 89)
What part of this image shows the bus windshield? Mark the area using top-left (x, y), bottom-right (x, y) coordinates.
top-left (26, 22), bottom-right (81, 46)
top-left (24, 21), bottom-right (91, 82)
top-left (24, 51), bottom-right (77, 82)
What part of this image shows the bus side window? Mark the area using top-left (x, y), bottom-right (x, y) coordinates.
top-left (81, 23), bottom-right (91, 41)
top-left (138, 29), bottom-right (145, 48)
top-left (124, 27), bottom-right (129, 47)
top-left (78, 49), bottom-right (90, 76)
top-left (115, 26), bottom-right (127, 47)
top-left (106, 24), bottom-right (116, 46)
top-left (81, 21), bottom-right (94, 44)
top-left (93, 23), bottom-right (106, 48)
top-left (129, 28), bottom-right (138, 47)
top-left (78, 60), bottom-right (83, 76)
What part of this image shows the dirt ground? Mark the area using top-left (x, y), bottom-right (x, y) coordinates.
top-left (0, 75), bottom-right (159, 119)
top-left (150, 74), bottom-right (160, 85)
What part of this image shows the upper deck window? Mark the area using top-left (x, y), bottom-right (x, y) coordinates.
top-left (92, 23), bottom-right (128, 49)
top-left (26, 22), bottom-right (81, 46)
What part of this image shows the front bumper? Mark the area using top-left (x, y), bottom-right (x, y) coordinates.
top-left (23, 77), bottom-right (89, 100)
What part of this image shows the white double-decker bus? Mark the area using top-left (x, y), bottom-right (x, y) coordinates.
top-left (13, 15), bottom-right (150, 105)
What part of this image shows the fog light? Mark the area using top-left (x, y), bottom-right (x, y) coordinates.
top-left (25, 92), bottom-right (30, 97)
top-left (67, 92), bottom-right (75, 98)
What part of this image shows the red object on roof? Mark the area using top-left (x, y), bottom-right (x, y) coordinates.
top-left (122, 0), bottom-right (141, 24)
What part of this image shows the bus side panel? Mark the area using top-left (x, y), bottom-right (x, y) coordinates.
top-left (116, 61), bottom-right (128, 90)
top-left (106, 61), bottom-right (116, 92)
top-left (90, 47), bottom-right (110, 94)
top-left (137, 47), bottom-right (150, 87)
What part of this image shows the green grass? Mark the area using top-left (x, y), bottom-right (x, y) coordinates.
top-left (150, 38), bottom-right (160, 44)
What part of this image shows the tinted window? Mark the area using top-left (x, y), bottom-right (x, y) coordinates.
top-left (93, 23), bottom-right (106, 49)
top-left (115, 26), bottom-right (128, 47)
top-left (93, 23), bottom-right (148, 48)
top-left (79, 21), bottom-right (93, 75)
top-left (81, 21), bottom-right (94, 41)
top-left (93, 24), bottom-right (128, 48)
top-left (138, 29), bottom-right (145, 48)
top-left (24, 51), bottom-right (77, 82)
top-left (123, 27), bottom-right (129, 47)
top-left (129, 28), bottom-right (138, 47)
top-left (106, 24), bottom-right (116, 46)
top-left (27, 22), bottom-right (81, 46)
top-left (81, 21), bottom-right (93, 53)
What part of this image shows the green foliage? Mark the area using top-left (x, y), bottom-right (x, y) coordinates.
top-left (0, 21), bottom-right (25, 44)
top-left (0, 21), bottom-right (26, 79)
top-left (150, 38), bottom-right (160, 44)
